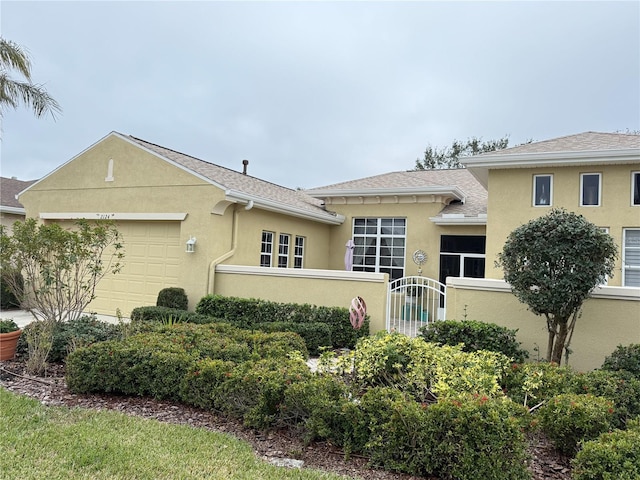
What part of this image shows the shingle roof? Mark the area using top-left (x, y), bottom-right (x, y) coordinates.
top-left (463, 131), bottom-right (640, 188)
top-left (307, 169), bottom-right (487, 217)
top-left (125, 135), bottom-right (339, 222)
top-left (1, 176), bottom-right (37, 210)
top-left (481, 131), bottom-right (640, 156)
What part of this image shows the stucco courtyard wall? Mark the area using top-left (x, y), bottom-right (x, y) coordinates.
top-left (446, 277), bottom-right (640, 371)
top-left (214, 265), bottom-right (388, 333)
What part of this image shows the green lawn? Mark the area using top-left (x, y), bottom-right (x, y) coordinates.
top-left (0, 387), bottom-right (347, 480)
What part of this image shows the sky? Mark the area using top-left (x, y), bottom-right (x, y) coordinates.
top-left (1, 1), bottom-right (638, 190)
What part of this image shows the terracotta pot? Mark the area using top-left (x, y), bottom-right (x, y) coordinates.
top-left (0, 329), bottom-right (22, 360)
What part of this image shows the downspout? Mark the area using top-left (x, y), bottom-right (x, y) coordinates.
top-left (206, 201), bottom-right (253, 294)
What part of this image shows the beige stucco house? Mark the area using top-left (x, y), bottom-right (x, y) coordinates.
top-left (15, 130), bottom-right (640, 370)
top-left (449, 132), bottom-right (640, 369)
top-left (1, 176), bottom-right (36, 231)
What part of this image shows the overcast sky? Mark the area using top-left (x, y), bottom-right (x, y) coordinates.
top-left (1, 1), bottom-right (638, 189)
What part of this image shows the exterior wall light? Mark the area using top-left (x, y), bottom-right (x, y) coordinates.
top-left (186, 236), bottom-right (197, 253)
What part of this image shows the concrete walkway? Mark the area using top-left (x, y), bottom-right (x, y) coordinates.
top-left (0, 309), bottom-right (126, 329)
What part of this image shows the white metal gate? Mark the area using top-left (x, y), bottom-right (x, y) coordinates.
top-left (386, 276), bottom-right (446, 336)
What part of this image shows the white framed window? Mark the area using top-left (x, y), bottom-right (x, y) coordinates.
top-left (293, 236), bottom-right (305, 268)
top-left (632, 171), bottom-right (640, 206)
top-left (533, 174), bottom-right (552, 206)
top-left (278, 233), bottom-right (290, 268)
top-left (260, 231), bottom-right (274, 267)
top-left (353, 217), bottom-right (406, 281)
top-left (580, 173), bottom-right (601, 206)
top-left (623, 229), bottom-right (640, 287)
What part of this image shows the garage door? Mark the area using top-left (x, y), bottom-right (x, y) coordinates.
top-left (89, 221), bottom-right (181, 317)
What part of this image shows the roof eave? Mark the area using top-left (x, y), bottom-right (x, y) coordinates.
top-left (225, 190), bottom-right (345, 225)
top-left (463, 148), bottom-right (640, 189)
top-left (429, 215), bottom-right (487, 226)
top-left (0, 205), bottom-right (26, 215)
top-left (307, 186), bottom-right (466, 201)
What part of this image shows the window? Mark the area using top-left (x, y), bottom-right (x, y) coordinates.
top-left (580, 173), bottom-right (601, 206)
top-left (278, 234), bottom-right (290, 268)
top-left (623, 229), bottom-right (640, 287)
top-left (260, 231), bottom-right (274, 267)
top-left (632, 172), bottom-right (640, 206)
top-left (439, 235), bottom-right (486, 283)
top-left (353, 218), bottom-right (406, 281)
top-left (533, 175), bottom-right (552, 206)
top-left (293, 236), bottom-right (305, 268)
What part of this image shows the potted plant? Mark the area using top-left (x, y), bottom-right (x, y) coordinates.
top-left (0, 319), bottom-right (22, 360)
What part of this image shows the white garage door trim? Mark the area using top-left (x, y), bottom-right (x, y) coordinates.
top-left (40, 212), bottom-right (187, 221)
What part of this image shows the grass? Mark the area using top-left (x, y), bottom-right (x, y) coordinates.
top-left (0, 387), bottom-right (347, 480)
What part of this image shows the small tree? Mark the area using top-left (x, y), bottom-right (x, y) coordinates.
top-left (0, 218), bottom-right (124, 323)
top-left (496, 209), bottom-right (617, 365)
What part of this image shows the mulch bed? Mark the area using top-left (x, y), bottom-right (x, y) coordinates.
top-left (0, 357), bottom-right (572, 480)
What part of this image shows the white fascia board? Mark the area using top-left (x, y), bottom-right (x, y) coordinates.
top-left (464, 149), bottom-right (640, 189)
top-left (40, 212), bottom-right (187, 221)
top-left (0, 206), bottom-right (26, 215)
top-left (306, 185), bottom-right (466, 201)
top-left (462, 148), bottom-right (640, 169)
top-left (429, 215), bottom-right (487, 225)
top-left (225, 190), bottom-right (345, 225)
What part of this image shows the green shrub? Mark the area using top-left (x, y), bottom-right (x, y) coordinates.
top-left (65, 335), bottom-right (198, 400)
top-left (211, 357), bottom-right (312, 428)
top-left (338, 386), bottom-right (407, 455)
top-left (0, 271), bottom-right (22, 309)
top-left (349, 332), bottom-right (510, 402)
top-left (360, 392), bottom-right (531, 480)
top-left (195, 294), bottom-right (368, 349)
top-left (156, 287), bottom-right (188, 310)
top-left (130, 306), bottom-right (213, 325)
top-left (420, 319), bottom-right (529, 363)
top-left (278, 374), bottom-right (351, 443)
top-left (419, 396), bottom-right (531, 480)
top-left (248, 330), bottom-right (309, 359)
top-left (536, 393), bottom-right (615, 456)
top-left (601, 344), bottom-right (640, 378)
top-left (502, 361), bottom-right (575, 407)
top-left (570, 369), bottom-right (640, 429)
top-left (255, 321), bottom-right (332, 356)
top-left (180, 358), bottom-right (237, 410)
top-left (572, 420), bottom-right (640, 480)
top-left (17, 315), bottom-right (123, 363)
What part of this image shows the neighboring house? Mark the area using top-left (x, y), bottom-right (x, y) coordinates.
top-left (0, 176), bottom-right (36, 231)
top-left (15, 130), bottom-right (640, 370)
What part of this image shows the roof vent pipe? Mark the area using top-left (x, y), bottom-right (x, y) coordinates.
top-left (242, 159), bottom-right (249, 175)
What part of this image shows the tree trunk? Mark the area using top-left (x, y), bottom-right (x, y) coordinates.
top-left (550, 320), bottom-right (569, 364)
top-left (546, 314), bottom-right (556, 362)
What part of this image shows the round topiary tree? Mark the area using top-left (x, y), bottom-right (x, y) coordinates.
top-left (496, 208), bottom-right (617, 365)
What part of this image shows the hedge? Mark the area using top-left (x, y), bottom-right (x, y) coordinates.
top-left (130, 306), bottom-right (214, 325)
top-left (420, 319), bottom-right (528, 363)
top-left (255, 321), bottom-right (332, 356)
top-left (195, 294), bottom-right (368, 349)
